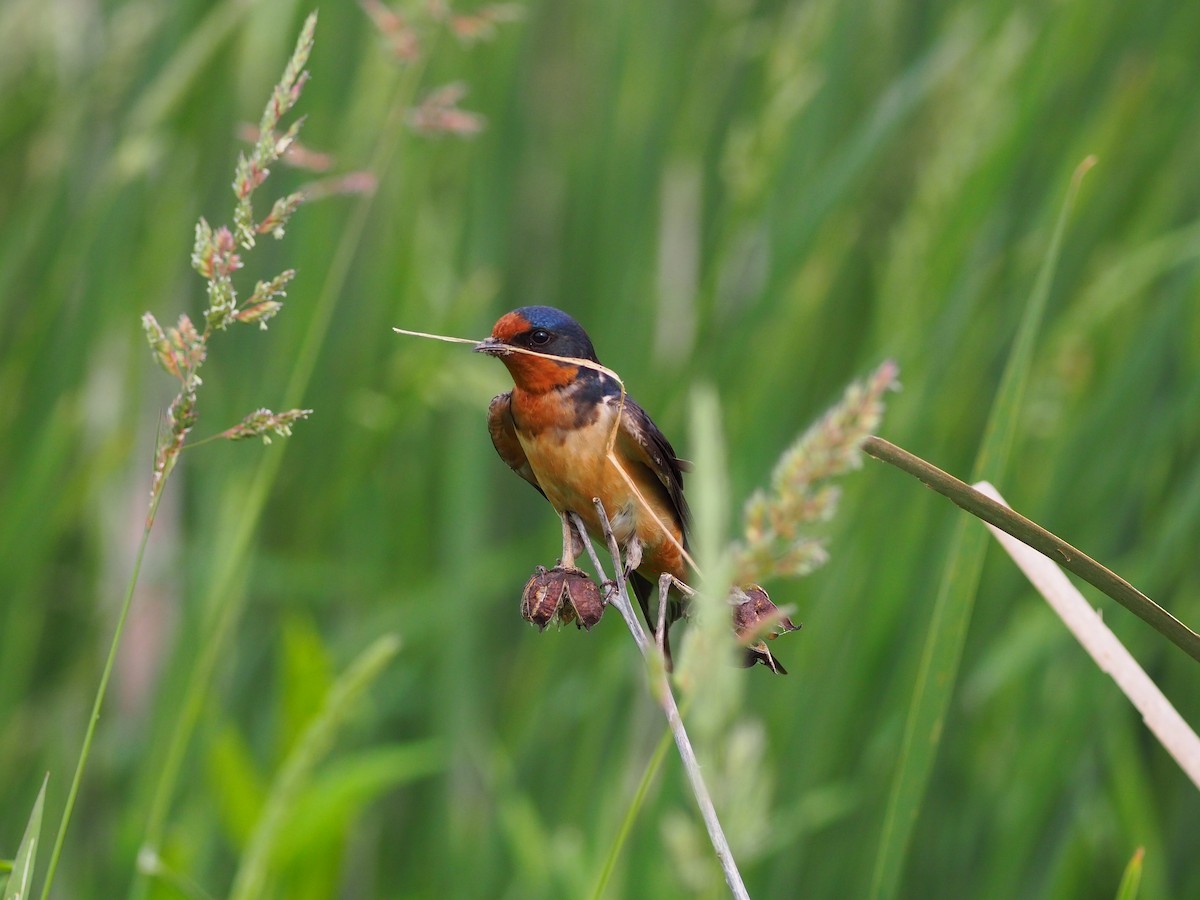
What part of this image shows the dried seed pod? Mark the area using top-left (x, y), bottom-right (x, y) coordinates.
top-left (563, 569), bottom-right (604, 630)
top-left (732, 584), bottom-right (800, 675)
top-left (521, 566), bottom-right (566, 630)
top-left (733, 585), bottom-right (798, 638)
top-left (519, 565), bottom-right (605, 631)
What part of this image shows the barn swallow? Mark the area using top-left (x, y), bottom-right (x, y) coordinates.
top-left (475, 306), bottom-right (691, 663)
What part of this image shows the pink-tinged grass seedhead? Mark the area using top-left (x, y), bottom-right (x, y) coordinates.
top-left (141, 11), bottom-right (323, 512)
top-left (735, 360), bottom-right (900, 583)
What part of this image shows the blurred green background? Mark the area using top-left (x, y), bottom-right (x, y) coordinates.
top-left (3, 0), bottom-right (1199, 897)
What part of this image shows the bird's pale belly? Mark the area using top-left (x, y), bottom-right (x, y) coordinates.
top-left (515, 418), bottom-right (685, 580)
top-left (517, 417), bottom-right (628, 530)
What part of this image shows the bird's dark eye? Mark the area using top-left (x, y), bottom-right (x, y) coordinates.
top-left (529, 329), bottom-right (551, 346)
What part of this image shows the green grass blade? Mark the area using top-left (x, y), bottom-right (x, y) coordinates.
top-left (4, 774), bottom-right (47, 900)
top-left (590, 727), bottom-right (673, 900)
top-left (226, 633), bottom-right (400, 900)
top-left (122, 0), bottom-right (254, 138)
top-left (977, 156), bottom-right (1097, 474)
top-left (869, 157), bottom-right (1096, 900)
top-left (1115, 847), bottom-right (1144, 900)
top-left (274, 741), bottom-right (445, 868)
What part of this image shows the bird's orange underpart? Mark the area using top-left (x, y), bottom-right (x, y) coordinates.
top-left (511, 387), bottom-right (585, 433)
top-left (637, 529), bottom-right (687, 584)
top-left (605, 452), bottom-right (692, 579)
top-left (502, 354), bottom-right (578, 394)
top-left (510, 396), bottom-right (689, 585)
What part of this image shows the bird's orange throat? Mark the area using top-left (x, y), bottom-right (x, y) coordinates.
top-left (501, 354), bottom-right (579, 394)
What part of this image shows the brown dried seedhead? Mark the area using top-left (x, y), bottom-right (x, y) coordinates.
top-left (521, 566), bottom-right (605, 631)
top-left (733, 584), bottom-right (800, 675)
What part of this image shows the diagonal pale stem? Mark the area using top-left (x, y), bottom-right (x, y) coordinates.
top-left (570, 506), bottom-right (750, 900)
top-left (862, 435), bottom-right (1200, 663)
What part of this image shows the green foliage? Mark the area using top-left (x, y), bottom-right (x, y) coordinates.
top-left (2, 776), bottom-right (46, 900)
top-left (1115, 847), bottom-right (1144, 900)
top-left (2, 0), bottom-right (1199, 898)
top-left (227, 634), bottom-right (400, 900)
top-left (871, 160), bottom-right (1091, 900)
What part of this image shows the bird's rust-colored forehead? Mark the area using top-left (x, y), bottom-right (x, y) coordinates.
top-left (491, 310), bottom-right (532, 343)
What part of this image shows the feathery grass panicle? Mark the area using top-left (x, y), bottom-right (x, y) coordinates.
top-left (359, 1), bottom-right (521, 137)
top-left (37, 21), bottom-right (326, 896)
top-left (443, 4), bottom-right (524, 44)
top-left (141, 11), bottom-right (319, 510)
top-left (736, 360), bottom-right (900, 583)
top-left (43, 16), bottom-right (325, 899)
top-left (193, 220), bottom-right (242, 330)
top-left (233, 11), bottom-right (317, 248)
top-left (219, 408), bottom-right (314, 444)
top-left (361, 0), bottom-right (523, 61)
top-left (409, 82), bottom-right (486, 137)
top-left (657, 367), bottom-right (901, 886)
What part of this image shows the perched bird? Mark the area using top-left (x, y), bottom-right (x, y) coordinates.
top-left (475, 305), bottom-right (691, 662)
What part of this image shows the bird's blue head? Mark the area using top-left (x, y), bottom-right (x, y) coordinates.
top-left (483, 306), bottom-right (599, 360)
top-left (475, 306), bottom-right (603, 392)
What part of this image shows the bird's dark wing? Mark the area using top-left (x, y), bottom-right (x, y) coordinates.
top-left (616, 396), bottom-right (690, 545)
top-left (487, 392), bottom-right (545, 498)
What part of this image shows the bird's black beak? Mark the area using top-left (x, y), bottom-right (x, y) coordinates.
top-left (474, 337), bottom-right (508, 356)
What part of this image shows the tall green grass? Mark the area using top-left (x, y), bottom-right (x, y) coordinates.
top-left (2, 0), bottom-right (1198, 897)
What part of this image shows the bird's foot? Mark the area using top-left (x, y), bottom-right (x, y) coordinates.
top-left (558, 512), bottom-right (587, 569)
top-left (599, 579), bottom-right (621, 605)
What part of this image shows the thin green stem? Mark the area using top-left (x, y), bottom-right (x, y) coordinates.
top-left (40, 489), bottom-right (164, 900)
top-left (862, 435), bottom-right (1200, 663)
top-left (590, 726), bottom-right (673, 900)
top-left (177, 433), bottom-right (224, 451)
top-left (134, 450), bottom-right (281, 893)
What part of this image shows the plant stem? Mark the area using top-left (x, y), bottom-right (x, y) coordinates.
top-left (590, 726), bottom-right (674, 900)
top-left (571, 508), bottom-right (750, 900)
top-left (862, 434), bottom-right (1200, 663)
top-left (40, 488), bottom-right (164, 900)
